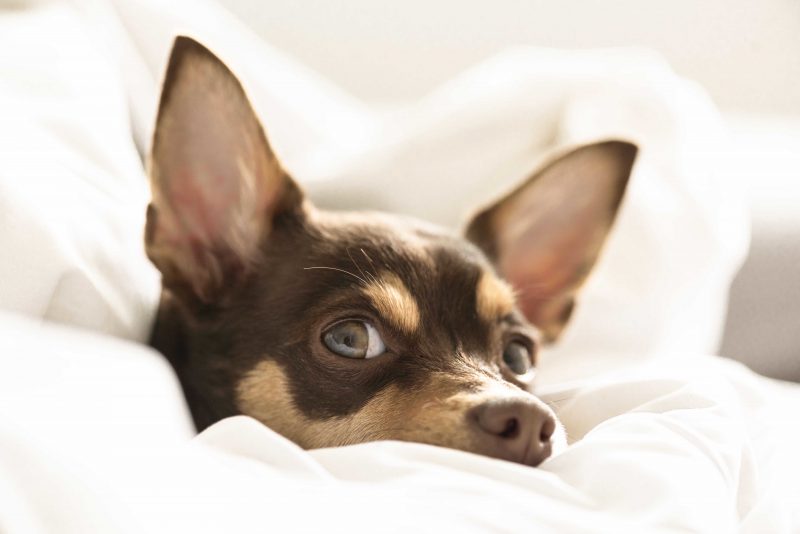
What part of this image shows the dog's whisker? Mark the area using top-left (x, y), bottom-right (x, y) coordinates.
top-left (303, 266), bottom-right (368, 285)
top-left (347, 248), bottom-right (370, 282)
top-left (359, 248), bottom-right (380, 282)
top-left (360, 247), bottom-right (375, 268)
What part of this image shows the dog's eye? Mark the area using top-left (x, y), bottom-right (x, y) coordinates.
top-left (323, 320), bottom-right (386, 359)
top-left (502, 341), bottom-right (533, 375)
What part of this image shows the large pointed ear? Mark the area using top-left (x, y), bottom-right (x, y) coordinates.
top-left (145, 36), bottom-right (303, 308)
top-left (466, 141), bottom-right (637, 342)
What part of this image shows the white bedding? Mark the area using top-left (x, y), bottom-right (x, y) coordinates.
top-left (1, 312), bottom-right (798, 533)
top-left (1, 0), bottom-right (799, 532)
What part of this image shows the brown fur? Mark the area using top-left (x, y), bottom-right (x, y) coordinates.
top-left (146, 36), bottom-right (636, 465)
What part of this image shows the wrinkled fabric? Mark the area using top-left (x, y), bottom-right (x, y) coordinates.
top-left (1, 312), bottom-right (798, 533)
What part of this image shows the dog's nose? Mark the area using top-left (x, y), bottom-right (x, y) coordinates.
top-left (470, 398), bottom-right (556, 466)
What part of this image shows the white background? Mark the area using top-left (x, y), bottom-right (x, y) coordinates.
top-left (220, 0), bottom-right (800, 115)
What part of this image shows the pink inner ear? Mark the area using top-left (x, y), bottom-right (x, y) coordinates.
top-left (498, 191), bottom-right (608, 287)
top-left (501, 231), bottom-right (590, 333)
top-left (471, 141), bottom-right (636, 337)
top-left (156, 76), bottom-right (284, 253)
top-left (146, 39), bottom-right (299, 304)
top-left (166, 167), bottom-right (220, 244)
top-left (160, 85), bottom-right (245, 241)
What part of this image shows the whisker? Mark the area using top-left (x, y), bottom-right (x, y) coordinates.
top-left (360, 248), bottom-right (379, 281)
top-left (347, 248), bottom-right (370, 282)
top-left (360, 247), bottom-right (375, 266)
top-left (303, 266), bottom-right (367, 285)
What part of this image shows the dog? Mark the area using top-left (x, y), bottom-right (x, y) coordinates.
top-left (145, 36), bottom-right (637, 467)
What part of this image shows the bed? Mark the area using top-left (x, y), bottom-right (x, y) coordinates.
top-left (1, 0), bottom-right (798, 532)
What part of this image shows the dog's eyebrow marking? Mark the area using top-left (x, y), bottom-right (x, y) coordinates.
top-left (363, 272), bottom-right (420, 335)
top-left (476, 271), bottom-right (515, 323)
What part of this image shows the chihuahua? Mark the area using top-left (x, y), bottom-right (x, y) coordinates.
top-left (146, 36), bottom-right (636, 467)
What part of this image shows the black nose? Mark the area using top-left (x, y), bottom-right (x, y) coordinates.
top-left (470, 398), bottom-right (556, 466)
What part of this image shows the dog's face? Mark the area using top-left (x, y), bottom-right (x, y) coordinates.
top-left (146, 37), bottom-right (636, 467)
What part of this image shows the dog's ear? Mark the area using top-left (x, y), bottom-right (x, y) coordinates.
top-left (466, 141), bottom-right (637, 342)
top-left (146, 36), bottom-right (303, 308)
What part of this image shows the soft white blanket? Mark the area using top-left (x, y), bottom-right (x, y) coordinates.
top-left (1, 313), bottom-right (798, 533)
top-left (1, 0), bottom-right (798, 533)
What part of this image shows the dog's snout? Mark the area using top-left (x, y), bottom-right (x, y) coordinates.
top-left (470, 398), bottom-right (555, 466)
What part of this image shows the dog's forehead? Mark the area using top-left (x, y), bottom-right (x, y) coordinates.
top-left (308, 210), bottom-right (516, 329)
top-left (312, 211), bottom-right (487, 289)
top-left (313, 209), bottom-right (487, 270)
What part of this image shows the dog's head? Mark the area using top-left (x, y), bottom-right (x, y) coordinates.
top-left (145, 37), bottom-right (636, 466)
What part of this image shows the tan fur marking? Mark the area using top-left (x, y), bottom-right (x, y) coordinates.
top-left (476, 272), bottom-right (515, 323)
top-left (362, 272), bottom-right (420, 335)
top-left (236, 361), bottom-right (466, 449)
top-left (236, 360), bottom-right (392, 448)
top-left (236, 360), bottom-right (567, 453)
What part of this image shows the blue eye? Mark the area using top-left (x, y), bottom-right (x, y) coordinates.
top-left (323, 320), bottom-right (386, 359)
top-left (502, 341), bottom-right (533, 375)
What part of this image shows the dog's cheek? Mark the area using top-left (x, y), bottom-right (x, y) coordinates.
top-left (391, 396), bottom-right (479, 451)
top-left (235, 362), bottom-right (469, 449)
top-left (346, 376), bottom-right (490, 453)
top-left (235, 359), bottom-right (391, 448)
top-left (236, 359), bottom-right (296, 437)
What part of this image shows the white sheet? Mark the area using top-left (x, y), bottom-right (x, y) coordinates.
top-left (0, 0), bottom-right (159, 342)
top-left (1, 312), bottom-right (798, 533)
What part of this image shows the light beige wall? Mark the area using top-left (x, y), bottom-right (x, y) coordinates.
top-left (221, 0), bottom-right (800, 115)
